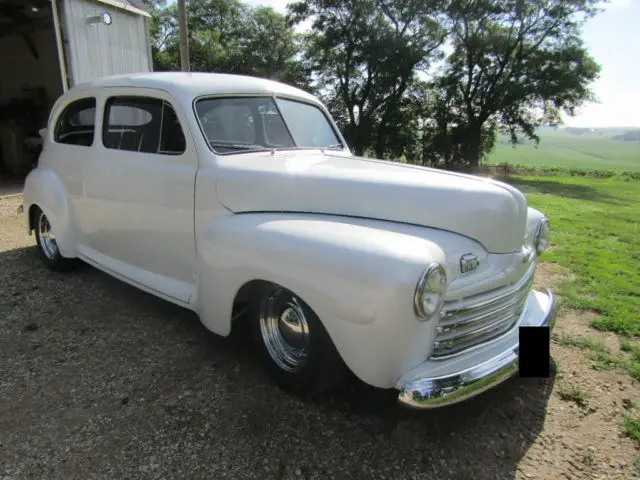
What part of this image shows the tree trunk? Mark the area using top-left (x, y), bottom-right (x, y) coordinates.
top-left (463, 125), bottom-right (482, 171)
top-left (349, 118), bottom-right (367, 157)
top-left (374, 96), bottom-right (403, 160)
top-left (374, 133), bottom-right (386, 159)
top-left (351, 127), bottom-right (365, 156)
top-left (465, 146), bottom-right (480, 170)
top-left (353, 143), bottom-right (365, 156)
top-left (342, 118), bottom-right (364, 157)
top-left (374, 111), bottom-right (392, 159)
top-left (374, 110), bottom-right (391, 159)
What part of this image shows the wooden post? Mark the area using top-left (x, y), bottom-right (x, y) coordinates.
top-left (50, 0), bottom-right (68, 91)
top-left (177, 0), bottom-right (190, 72)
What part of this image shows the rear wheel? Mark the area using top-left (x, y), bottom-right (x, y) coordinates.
top-left (34, 207), bottom-right (77, 272)
top-left (250, 284), bottom-right (347, 397)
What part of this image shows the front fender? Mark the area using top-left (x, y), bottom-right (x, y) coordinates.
top-left (195, 212), bottom-right (479, 388)
top-left (23, 167), bottom-right (78, 258)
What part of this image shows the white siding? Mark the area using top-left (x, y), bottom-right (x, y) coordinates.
top-left (62, 0), bottom-right (151, 86)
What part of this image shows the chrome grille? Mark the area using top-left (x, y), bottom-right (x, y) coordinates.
top-left (432, 265), bottom-right (535, 358)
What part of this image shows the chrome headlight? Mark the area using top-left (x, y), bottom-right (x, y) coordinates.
top-left (535, 219), bottom-right (551, 255)
top-left (414, 263), bottom-right (447, 321)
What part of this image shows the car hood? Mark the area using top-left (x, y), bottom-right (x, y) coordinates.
top-left (215, 151), bottom-right (528, 254)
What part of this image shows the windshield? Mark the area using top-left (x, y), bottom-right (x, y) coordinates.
top-left (194, 96), bottom-right (343, 154)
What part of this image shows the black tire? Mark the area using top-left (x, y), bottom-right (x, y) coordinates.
top-left (250, 283), bottom-right (347, 397)
top-left (33, 207), bottom-right (78, 272)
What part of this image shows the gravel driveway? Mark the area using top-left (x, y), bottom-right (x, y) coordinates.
top-left (0, 194), bottom-right (594, 480)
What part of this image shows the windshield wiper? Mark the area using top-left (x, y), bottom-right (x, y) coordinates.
top-left (209, 143), bottom-right (268, 151)
top-left (323, 143), bottom-right (344, 150)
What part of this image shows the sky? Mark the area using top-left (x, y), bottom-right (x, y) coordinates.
top-left (570, 0), bottom-right (640, 127)
top-left (172, 0), bottom-right (640, 128)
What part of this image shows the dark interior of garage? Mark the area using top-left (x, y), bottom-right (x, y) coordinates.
top-left (0, 0), bottom-right (62, 193)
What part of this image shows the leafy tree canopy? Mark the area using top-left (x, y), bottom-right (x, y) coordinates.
top-left (288, 0), bottom-right (447, 156)
top-left (145, 0), bottom-right (603, 169)
top-left (440, 0), bottom-right (602, 167)
top-left (148, 0), bottom-right (308, 87)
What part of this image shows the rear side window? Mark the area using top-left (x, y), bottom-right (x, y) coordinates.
top-left (159, 101), bottom-right (187, 154)
top-left (102, 96), bottom-right (186, 155)
top-left (54, 98), bottom-right (96, 146)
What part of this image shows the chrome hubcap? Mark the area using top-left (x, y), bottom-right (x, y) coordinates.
top-left (259, 288), bottom-right (310, 372)
top-left (38, 212), bottom-right (58, 259)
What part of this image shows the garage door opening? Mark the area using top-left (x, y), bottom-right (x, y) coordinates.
top-left (0, 0), bottom-right (152, 195)
top-left (0, 0), bottom-right (65, 194)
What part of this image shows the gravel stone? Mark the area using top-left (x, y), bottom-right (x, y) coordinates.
top-left (0, 194), bottom-right (638, 480)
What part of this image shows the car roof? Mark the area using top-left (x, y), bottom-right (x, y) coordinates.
top-left (71, 72), bottom-right (319, 104)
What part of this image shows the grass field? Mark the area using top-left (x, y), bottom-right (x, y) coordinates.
top-left (487, 129), bottom-right (640, 172)
top-left (509, 175), bottom-right (639, 335)
top-left (507, 174), bottom-right (640, 379)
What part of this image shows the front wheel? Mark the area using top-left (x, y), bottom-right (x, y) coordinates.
top-left (250, 284), bottom-right (347, 397)
top-left (34, 207), bottom-right (77, 272)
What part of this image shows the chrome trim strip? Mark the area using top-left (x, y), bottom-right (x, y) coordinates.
top-left (434, 311), bottom-right (521, 351)
top-left (398, 289), bottom-right (556, 409)
top-left (438, 290), bottom-right (528, 331)
top-left (432, 264), bottom-right (536, 358)
top-left (78, 253), bottom-right (191, 305)
top-left (441, 263), bottom-right (536, 317)
top-left (431, 303), bottom-right (533, 361)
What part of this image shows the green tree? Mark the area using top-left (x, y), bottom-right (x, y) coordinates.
top-left (238, 6), bottom-right (308, 85)
top-left (148, 0), bottom-right (307, 87)
top-left (411, 79), bottom-right (497, 170)
top-left (185, 0), bottom-right (249, 73)
top-left (145, 0), bottom-right (179, 70)
top-left (441, 0), bottom-right (602, 168)
top-left (288, 0), bottom-right (446, 156)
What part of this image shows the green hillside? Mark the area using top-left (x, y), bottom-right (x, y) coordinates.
top-left (486, 128), bottom-right (640, 172)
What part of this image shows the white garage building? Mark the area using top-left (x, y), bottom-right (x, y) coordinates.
top-left (0, 0), bottom-right (152, 183)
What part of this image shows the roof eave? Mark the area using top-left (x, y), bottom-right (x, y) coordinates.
top-left (93, 0), bottom-right (151, 18)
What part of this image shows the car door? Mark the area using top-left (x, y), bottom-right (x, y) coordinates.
top-left (48, 96), bottom-right (98, 249)
top-left (79, 88), bottom-right (197, 304)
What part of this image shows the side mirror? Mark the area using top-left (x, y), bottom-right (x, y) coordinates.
top-left (39, 128), bottom-right (47, 139)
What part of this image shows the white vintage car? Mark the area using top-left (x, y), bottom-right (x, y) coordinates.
top-left (23, 72), bottom-right (555, 408)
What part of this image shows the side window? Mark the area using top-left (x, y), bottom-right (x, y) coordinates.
top-left (102, 96), bottom-right (186, 155)
top-left (54, 98), bottom-right (96, 147)
top-left (159, 101), bottom-right (186, 154)
top-left (103, 96), bottom-right (161, 153)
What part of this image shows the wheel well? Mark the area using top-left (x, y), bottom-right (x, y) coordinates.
top-left (231, 279), bottom-right (272, 323)
top-left (233, 278), bottom-right (349, 393)
top-left (28, 205), bottom-right (41, 233)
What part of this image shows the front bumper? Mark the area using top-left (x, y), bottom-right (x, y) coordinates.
top-left (397, 288), bottom-right (556, 409)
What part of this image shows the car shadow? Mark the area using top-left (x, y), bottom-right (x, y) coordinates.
top-left (1, 245), bottom-right (555, 480)
top-left (504, 176), bottom-right (623, 205)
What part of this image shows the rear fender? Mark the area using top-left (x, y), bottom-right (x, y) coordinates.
top-left (23, 168), bottom-right (78, 258)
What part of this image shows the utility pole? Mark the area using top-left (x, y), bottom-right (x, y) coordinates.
top-left (177, 0), bottom-right (190, 72)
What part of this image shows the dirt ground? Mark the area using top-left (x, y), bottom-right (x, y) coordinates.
top-left (0, 193), bottom-right (638, 480)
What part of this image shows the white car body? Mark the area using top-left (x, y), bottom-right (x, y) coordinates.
top-left (23, 72), bottom-right (555, 408)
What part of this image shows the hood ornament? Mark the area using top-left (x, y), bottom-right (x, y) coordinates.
top-left (460, 253), bottom-right (479, 273)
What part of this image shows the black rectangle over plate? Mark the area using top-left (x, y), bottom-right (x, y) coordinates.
top-left (518, 326), bottom-right (550, 378)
